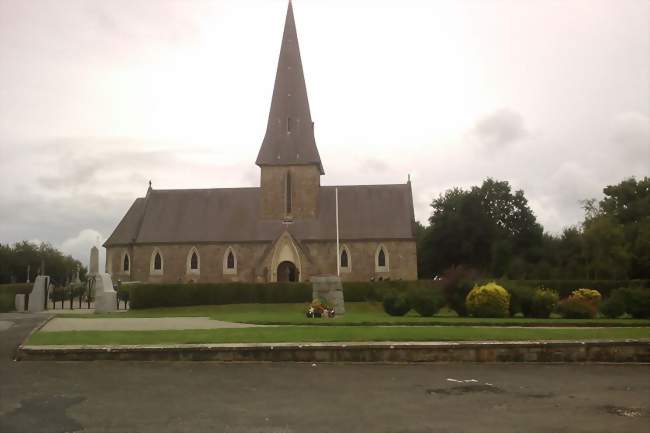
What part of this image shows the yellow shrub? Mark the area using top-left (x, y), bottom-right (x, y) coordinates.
top-left (466, 282), bottom-right (511, 318)
top-left (570, 288), bottom-right (602, 306)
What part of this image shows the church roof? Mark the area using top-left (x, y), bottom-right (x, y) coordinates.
top-left (104, 184), bottom-right (415, 246)
top-left (256, 1), bottom-right (324, 175)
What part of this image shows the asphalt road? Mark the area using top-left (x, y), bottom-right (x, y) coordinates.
top-left (1, 313), bottom-right (649, 433)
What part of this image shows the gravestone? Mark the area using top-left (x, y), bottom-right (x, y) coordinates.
top-left (89, 246), bottom-right (99, 276)
top-left (311, 276), bottom-right (345, 315)
top-left (94, 273), bottom-right (117, 313)
top-left (27, 276), bottom-right (49, 312)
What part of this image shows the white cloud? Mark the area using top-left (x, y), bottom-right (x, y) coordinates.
top-left (60, 229), bottom-right (106, 271)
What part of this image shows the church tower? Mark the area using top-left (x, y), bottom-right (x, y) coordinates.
top-left (257, 1), bottom-right (323, 220)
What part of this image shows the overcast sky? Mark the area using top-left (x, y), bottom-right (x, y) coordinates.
top-left (0, 0), bottom-right (648, 269)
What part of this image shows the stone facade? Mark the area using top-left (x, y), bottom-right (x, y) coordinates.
top-left (106, 239), bottom-right (417, 284)
top-left (260, 165), bottom-right (320, 220)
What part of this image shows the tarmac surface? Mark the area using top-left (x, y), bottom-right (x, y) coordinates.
top-left (1, 312), bottom-right (649, 433)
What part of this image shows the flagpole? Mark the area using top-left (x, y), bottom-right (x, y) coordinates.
top-left (336, 187), bottom-right (340, 277)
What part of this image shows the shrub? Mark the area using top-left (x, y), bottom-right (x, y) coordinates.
top-left (497, 279), bottom-right (649, 299)
top-left (557, 297), bottom-right (597, 319)
top-left (0, 283), bottom-right (32, 313)
top-left (504, 282), bottom-right (536, 317)
top-left (570, 288), bottom-right (602, 306)
top-left (623, 288), bottom-right (650, 319)
top-left (599, 291), bottom-right (627, 319)
top-left (382, 291), bottom-right (411, 316)
top-left (440, 266), bottom-right (480, 317)
top-left (466, 282), bottom-right (510, 318)
top-left (408, 287), bottom-right (443, 317)
top-left (529, 288), bottom-right (560, 318)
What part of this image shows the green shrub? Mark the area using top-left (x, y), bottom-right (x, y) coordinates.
top-left (408, 287), bottom-right (443, 317)
top-left (557, 297), bottom-right (597, 319)
top-left (0, 283), bottom-right (32, 312)
top-left (382, 291), bottom-right (411, 316)
top-left (623, 288), bottom-right (650, 319)
top-left (505, 282), bottom-right (536, 317)
top-left (466, 282), bottom-right (510, 318)
top-left (440, 266), bottom-right (480, 317)
top-left (529, 288), bottom-right (559, 318)
top-left (599, 291), bottom-right (627, 318)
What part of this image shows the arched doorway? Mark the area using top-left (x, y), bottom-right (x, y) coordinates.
top-left (277, 261), bottom-right (298, 282)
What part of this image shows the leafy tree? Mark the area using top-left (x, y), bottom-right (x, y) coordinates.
top-left (0, 242), bottom-right (86, 285)
top-left (423, 179), bottom-right (543, 277)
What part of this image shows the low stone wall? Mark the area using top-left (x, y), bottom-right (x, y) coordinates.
top-left (16, 340), bottom-right (650, 363)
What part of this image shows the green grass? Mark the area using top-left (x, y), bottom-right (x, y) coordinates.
top-left (54, 303), bottom-right (650, 327)
top-left (28, 326), bottom-right (650, 346)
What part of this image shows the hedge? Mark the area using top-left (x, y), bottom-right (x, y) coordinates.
top-left (128, 280), bottom-right (443, 309)
top-left (498, 279), bottom-right (649, 299)
top-left (126, 279), bottom-right (648, 310)
top-left (129, 282), bottom-right (313, 309)
top-left (0, 283), bottom-right (32, 313)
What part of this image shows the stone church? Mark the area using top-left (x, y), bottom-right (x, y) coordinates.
top-left (104, 2), bottom-right (417, 283)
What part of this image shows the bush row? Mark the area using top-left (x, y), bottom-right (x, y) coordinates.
top-left (128, 280), bottom-right (441, 309)
top-left (499, 279), bottom-right (649, 299)
top-left (129, 282), bottom-right (312, 309)
top-left (0, 283), bottom-right (32, 313)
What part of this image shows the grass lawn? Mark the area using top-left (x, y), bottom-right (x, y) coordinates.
top-left (55, 302), bottom-right (650, 327)
top-left (28, 326), bottom-right (650, 346)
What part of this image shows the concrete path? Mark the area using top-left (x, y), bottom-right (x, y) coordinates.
top-left (41, 317), bottom-right (261, 332)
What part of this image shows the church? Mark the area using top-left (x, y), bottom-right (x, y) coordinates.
top-left (104, 2), bottom-right (417, 283)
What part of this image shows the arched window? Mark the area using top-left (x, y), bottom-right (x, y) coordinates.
top-left (187, 247), bottom-right (200, 274)
top-left (223, 247), bottom-right (237, 275)
top-left (150, 248), bottom-right (164, 275)
top-left (378, 249), bottom-right (385, 267)
top-left (341, 250), bottom-right (348, 268)
top-left (339, 245), bottom-right (351, 273)
top-left (285, 171), bottom-right (292, 215)
top-left (375, 245), bottom-right (389, 273)
top-left (123, 252), bottom-right (130, 273)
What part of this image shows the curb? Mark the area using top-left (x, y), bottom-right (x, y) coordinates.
top-left (15, 340), bottom-right (650, 363)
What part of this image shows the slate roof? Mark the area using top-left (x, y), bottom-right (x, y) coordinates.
top-left (256, 1), bottom-right (324, 174)
top-left (104, 184), bottom-right (416, 246)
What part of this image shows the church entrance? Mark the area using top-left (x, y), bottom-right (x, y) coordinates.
top-left (277, 261), bottom-right (298, 282)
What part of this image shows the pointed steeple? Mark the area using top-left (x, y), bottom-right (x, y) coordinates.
top-left (256, 1), bottom-right (324, 175)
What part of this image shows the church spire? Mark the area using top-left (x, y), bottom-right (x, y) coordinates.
top-left (256, 1), bottom-right (324, 175)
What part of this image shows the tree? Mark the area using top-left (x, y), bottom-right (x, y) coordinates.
top-left (0, 241), bottom-right (86, 285)
top-left (422, 179), bottom-right (543, 277)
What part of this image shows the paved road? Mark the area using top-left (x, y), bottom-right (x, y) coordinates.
top-left (1, 313), bottom-right (649, 433)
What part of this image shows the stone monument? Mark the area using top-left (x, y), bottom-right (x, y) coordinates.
top-left (89, 246), bottom-right (99, 276)
top-left (311, 276), bottom-right (345, 315)
top-left (26, 275), bottom-right (49, 312)
top-left (94, 273), bottom-right (117, 313)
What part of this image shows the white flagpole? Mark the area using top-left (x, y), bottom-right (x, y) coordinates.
top-left (336, 187), bottom-right (340, 277)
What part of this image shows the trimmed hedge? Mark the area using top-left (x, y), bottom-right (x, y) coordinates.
top-left (128, 280), bottom-right (442, 310)
top-left (498, 279), bottom-right (649, 299)
top-left (0, 283), bottom-right (32, 313)
top-left (129, 282), bottom-right (313, 309)
top-left (343, 280), bottom-right (438, 302)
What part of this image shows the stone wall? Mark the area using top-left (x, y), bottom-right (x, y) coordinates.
top-left (105, 238), bottom-right (417, 284)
